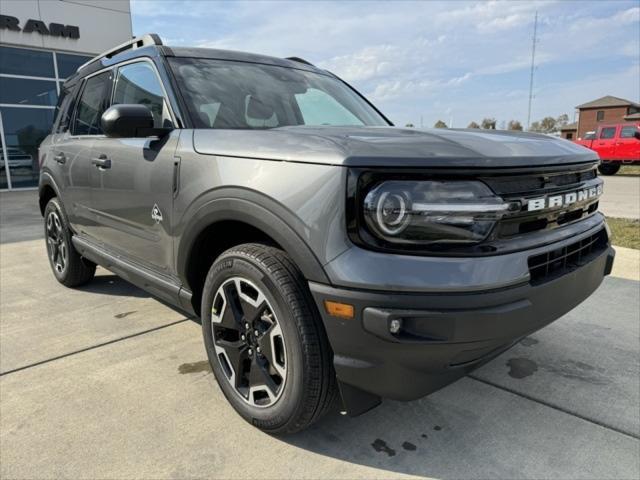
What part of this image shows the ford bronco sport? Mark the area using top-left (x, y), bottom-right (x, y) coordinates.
top-left (39, 34), bottom-right (615, 434)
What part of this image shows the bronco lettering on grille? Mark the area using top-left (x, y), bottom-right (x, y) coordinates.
top-left (527, 184), bottom-right (603, 212)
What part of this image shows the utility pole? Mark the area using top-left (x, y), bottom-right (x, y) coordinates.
top-left (526, 11), bottom-right (538, 130)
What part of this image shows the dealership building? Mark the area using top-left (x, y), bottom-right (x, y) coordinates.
top-left (0, 0), bottom-right (132, 190)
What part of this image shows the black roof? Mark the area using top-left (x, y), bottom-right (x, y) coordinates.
top-left (64, 34), bottom-right (323, 87)
top-left (161, 46), bottom-right (322, 73)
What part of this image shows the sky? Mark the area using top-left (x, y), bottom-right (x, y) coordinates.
top-left (131, 0), bottom-right (640, 129)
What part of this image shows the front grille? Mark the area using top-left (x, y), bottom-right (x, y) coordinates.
top-left (482, 165), bottom-right (601, 238)
top-left (484, 169), bottom-right (597, 196)
top-left (528, 229), bottom-right (608, 284)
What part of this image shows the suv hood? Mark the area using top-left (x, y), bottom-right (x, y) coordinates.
top-left (192, 126), bottom-right (598, 168)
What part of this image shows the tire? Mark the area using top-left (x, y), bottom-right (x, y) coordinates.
top-left (44, 197), bottom-right (96, 287)
top-left (598, 163), bottom-right (620, 175)
top-left (201, 243), bottom-right (336, 434)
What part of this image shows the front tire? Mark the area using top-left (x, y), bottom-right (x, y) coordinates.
top-left (201, 243), bottom-right (336, 434)
top-left (598, 163), bottom-right (620, 175)
top-left (44, 198), bottom-right (96, 287)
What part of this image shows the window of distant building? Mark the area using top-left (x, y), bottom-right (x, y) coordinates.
top-left (596, 110), bottom-right (605, 121)
top-left (566, 132), bottom-right (573, 140)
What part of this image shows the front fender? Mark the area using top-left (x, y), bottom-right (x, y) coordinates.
top-left (175, 191), bottom-right (331, 287)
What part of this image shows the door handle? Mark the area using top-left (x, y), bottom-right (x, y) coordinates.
top-left (54, 153), bottom-right (66, 164)
top-left (92, 155), bottom-right (111, 169)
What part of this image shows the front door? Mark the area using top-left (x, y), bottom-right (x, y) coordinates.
top-left (596, 126), bottom-right (618, 160)
top-left (88, 60), bottom-right (179, 275)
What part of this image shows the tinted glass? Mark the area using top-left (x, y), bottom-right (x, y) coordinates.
top-left (56, 53), bottom-right (92, 78)
top-left (620, 126), bottom-right (638, 138)
top-left (600, 127), bottom-right (616, 139)
top-left (0, 77), bottom-right (57, 106)
top-left (169, 58), bottom-right (387, 129)
top-left (0, 46), bottom-right (55, 77)
top-left (53, 85), bottom-right (78, 134)
top-left (73, 72), bottom-right (111, 135)
top-left (0, 107), bottom-right (54, 188)
top-left (113, 62), bottom-right (170, 128)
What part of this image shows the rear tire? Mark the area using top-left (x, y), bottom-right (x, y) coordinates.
top-left (44, 198), bottom-right (96, 287)
top-left (201, 243), bottom-right (336, 434)
top-left (598, 163), bottom-right (620, 175)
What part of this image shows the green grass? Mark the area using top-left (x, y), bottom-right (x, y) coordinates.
top-left (618, 165), bottom-right (640, 177)
top-left (606, 217), bottom-right (640, 250)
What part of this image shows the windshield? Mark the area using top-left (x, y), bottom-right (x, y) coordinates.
top-left (169, 57), bottom-right (388, 129)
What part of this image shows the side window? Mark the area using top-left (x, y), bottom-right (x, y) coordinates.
top-left (73, 72), bottom-right (112, 135)
top-left (596, 111), bottom-right (605, 122)
top-left (52, 84), bottom-right (78, 133)
top-left (113, 62), bottom-right (171, 128)
top-left (600, 127), bottom-right (616, 139)
top-left (620, 126), bottom-right (638, 138)
top-left (294, 88), bottom-right (363, 126)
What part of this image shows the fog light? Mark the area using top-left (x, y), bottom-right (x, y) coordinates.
top-left (389, 318), bottom-right (402, 334)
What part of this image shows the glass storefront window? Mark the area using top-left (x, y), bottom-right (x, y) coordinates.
top-left (0, 46), bottom-right (55, 78)
top-left (1, 47), bottom-right (94, 189)
top-left (0, 78), bottom-right (58, 106)
top-left (56, 53), bottom-right (92, 79)
top-left (0, 107), bottom-right (54, 189)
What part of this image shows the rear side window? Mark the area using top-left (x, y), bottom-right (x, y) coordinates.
top-left (620, 126), bottom-right (638, 138)
top-left (73, 71), bottom-right (112, 135)
top-left (52, 84), bottom-right (78, 133)
top-left (599, 127), bottom-right (616, 139)
top-left (112, 62), bottom-right (172, 128)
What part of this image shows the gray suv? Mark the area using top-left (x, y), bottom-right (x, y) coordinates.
top-left (39, 34), bottom-right (615, 434)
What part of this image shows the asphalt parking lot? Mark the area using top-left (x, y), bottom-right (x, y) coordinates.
top-left (1, 189), bottom-right (639, 480)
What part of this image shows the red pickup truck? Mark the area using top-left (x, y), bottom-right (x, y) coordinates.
top-left (575, 123), bottom-right (640, 175)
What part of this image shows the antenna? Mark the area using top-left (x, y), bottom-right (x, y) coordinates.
top-left (526, 11), bottom-right (538, 130)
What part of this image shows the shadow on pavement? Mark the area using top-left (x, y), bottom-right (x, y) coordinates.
top-left (79, 274), bottom-right (151, 298)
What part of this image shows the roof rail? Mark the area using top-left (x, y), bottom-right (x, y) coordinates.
top-left (285, 56), bottom-right (314, 66)
top-left (77, 33), bottom-right (163, 72)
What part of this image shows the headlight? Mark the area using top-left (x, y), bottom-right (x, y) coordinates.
top-left (363, 180), bottom-right (515, 245)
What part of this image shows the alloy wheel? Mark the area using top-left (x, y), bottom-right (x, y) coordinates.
top-left (46, 211), bottom-right (67, 274)
top-left (211, 277), bottom-right (287, 407)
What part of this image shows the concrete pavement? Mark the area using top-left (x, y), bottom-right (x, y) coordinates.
top-left (1, 191), bottom-right (639, 479)
top-left (600, 175), bottom-right (640, 219)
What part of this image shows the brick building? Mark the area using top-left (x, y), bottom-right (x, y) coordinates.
top-left (560, 122), bottom-right (577, 140)
top-left (575, 96), bottom-right (640, 139)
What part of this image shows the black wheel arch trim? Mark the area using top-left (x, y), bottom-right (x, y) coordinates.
top-left (176, 190), bottom-right (331, 290)
top-left (38, 171), bottom-right (64, 216)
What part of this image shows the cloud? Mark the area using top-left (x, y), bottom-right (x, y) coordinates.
top-left (131, 0), bottom-right (640, 128)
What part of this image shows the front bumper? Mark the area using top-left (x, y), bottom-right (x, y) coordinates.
top-left (310, 229), bottom-right (614, 413)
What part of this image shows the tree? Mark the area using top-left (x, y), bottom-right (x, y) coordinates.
top-left (481, 118), bottom-right (497, 129)
top-left (467, 121), bottom-right (480, 129)
top-left (434, 120), bottom-right (448, 128)
top-left (528, 114), bottom-right (570, 134)
top-left (529, 116), bottom-right (556, 133)
top-left (507, 120), bottom-right (523, 131)
top-left (405, 123), bottom-right (415, 128)
top-left (555, 113), bottom-right (569, 129)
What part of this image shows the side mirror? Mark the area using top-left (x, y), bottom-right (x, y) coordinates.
top-left (101, 104), bottom-right (171, 138)
top-left (634, 130), bottom-right (640, 140)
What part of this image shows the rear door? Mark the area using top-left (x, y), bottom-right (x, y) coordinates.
top-left (87, 60), bottom-right (179, 275)
top-left (595, 126), bottom-right (618, 160)
top-left (614, 124), bottom-right (640, 161)
top-left (56, 71), bottom-right (113, 233)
